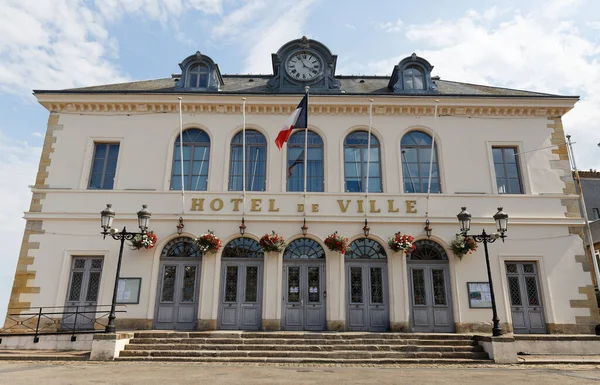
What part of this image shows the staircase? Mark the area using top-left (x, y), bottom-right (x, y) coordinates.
top-left (117, 332), bottom-right (490, 364)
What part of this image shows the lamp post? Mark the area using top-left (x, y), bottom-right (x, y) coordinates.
top-left (457, 206), bottom-right (508, 337)
top-left (100, 204), bottom-right (152, 333)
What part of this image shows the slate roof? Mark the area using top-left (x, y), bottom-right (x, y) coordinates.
top-left (34, 75), bottom-right (574, 98)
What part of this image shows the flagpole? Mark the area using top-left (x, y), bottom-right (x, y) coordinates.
top-left (303, 86), bottom-right (309, 217)
top-left (242, 98), bottom-right (247, 219)
top-left (178, 97), bottom-right (185, 214)
top-left (425, 100), bottom-right (439, 217)
top-left (366, 99), bottom-right (373, 222)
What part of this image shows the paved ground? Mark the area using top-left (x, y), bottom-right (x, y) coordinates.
top-left (0, 361), bottom-right (599, 384)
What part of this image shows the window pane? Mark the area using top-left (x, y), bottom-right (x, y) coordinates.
top-left (506, 164), bottom-right (519, 177)
top-left (346, 180), bottom-right (361, 192)
top-left (492, 148), bottom-right (504, 163)
top-left (108, 144), bottom-right (119, 159)
top-left (497, 178), bottom-right (507, 194)
top-left (414, 76), bottom-right (424, 89)
top-left (188, 73), bottom-right (198, 87)
top-left (94, 144), bottom-right (106, 159)
top-left (89, 174), bottom-right (102, 189)
top-left (198, 74), bottom-right (208, 88)
top-left (505, 148), bottom-right (517, 163)
top-left (509, 178), bottom-right (522, 194)
top-left (494, 163), bottom-right (505, 178)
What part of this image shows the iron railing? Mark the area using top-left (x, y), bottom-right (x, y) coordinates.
top-left (0, 305), bottom-right (126, 343)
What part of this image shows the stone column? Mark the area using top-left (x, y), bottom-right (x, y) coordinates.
top-left (326, 250), bottom-right (345, 331)
top-left (197, 250), bottom-right (220, 330)
top-left (262, 250), bottom-right (283, 331)
top-left (388, 250), bottom-right (409, 332)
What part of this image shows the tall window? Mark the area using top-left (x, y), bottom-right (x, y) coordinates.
top-left (229, 130), bottom-right (267, 191)
top-left (403, 66), bottom-right (425, 90)
top-left (401, 131), bottom-right (440, 193)
top-left (344, 131), bottom-right (382, 193)
top-left (187, 64), bottom-right (209, 88)
top-left (492, 147), bottom-right (523, 194)
top-left (171, 129), bottom-right (210, 191)
top-left (287, 130), bottom-right (324, 192)
top-left (89, 143), bottom-right (119, 189)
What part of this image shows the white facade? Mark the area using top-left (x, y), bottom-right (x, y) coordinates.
top-left (6, 40), bottom-right (599, 334)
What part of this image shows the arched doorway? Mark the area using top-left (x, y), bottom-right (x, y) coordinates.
top-left (154, 237), bottom-right (202, 330)
top-left (282, 238), bottom-right (326, 331)
top-left (345, 238), bottom-right (389, 332)
top-left (218, 237), bottom-right (264, 330)
top-left (407, 239), bottom-right (455, 332)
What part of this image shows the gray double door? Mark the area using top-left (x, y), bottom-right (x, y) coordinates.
top-left (506, 262), bottom-right (546, 334)
top-left (408, 263), bottom-right (454, 333)
top-left (218, 259), bottom-right (263, 330)
top-left (282, 261), bottom-right (326, 331)
top-left (63, 256), bottom-right (104, 330)
top-left (154, 259), bottom-right (201, 330)
top-left (346, 261), bottom-right (389, 332)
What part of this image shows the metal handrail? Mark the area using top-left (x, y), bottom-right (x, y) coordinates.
top-left (0, 305), bottom-right (126, 343)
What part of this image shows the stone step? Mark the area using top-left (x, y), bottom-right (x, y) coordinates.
top-left (119, 349), bottom-right (489, 360)
top-left (132, 332), bottom-right (474, 341)
top-left (115, 356), bottom-right (491, 364)
top-left (128, 338), bottom-right (477, 346)
top-left (124, 343), bottom-right (482, 353)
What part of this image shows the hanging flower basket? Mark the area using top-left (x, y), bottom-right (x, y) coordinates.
top-left (449, 234), bottom-right (478, 260)
top-left (196, 230), bottom-right (222, 254)
top-left (387, 232), bottom-right (416, 253)
top-left (129, 232), bottom-right (157, 250)
top-left (259, 231), bottom-right (286, 252)
top-left (324, 232), bottom-right (349, 254)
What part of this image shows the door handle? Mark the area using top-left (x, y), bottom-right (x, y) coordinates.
top-left (300, 299), bottom-right (304, 306)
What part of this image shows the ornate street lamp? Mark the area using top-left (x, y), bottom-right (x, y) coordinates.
top-left (301, 218), bottom-right (308, 237)
top-left (363, 219), bottom-right (370, 237)
top-left (457, 206), bottom-right (509, 337)
top-left (176, 217), bottom-right (185, 235)
top-left (100, 204), bottom-right (152, 333)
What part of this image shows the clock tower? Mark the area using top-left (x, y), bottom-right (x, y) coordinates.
top-left (267, 36), bottom-right (341, 93)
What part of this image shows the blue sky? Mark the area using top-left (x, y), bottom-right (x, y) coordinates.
top-left (1, 0), bottom-right (599, 323)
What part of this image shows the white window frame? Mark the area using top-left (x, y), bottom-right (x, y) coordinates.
top-left (486, 141), bottom-right (529, 195)
top-left (80, 137), bottom-right (124, 190)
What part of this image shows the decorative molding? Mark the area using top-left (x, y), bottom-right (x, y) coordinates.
top-left (40, 102), bottom-right (571, 118)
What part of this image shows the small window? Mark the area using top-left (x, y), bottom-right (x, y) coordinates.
top-left (171, 129), bottom-right (210, 191)
top-left (229, 130), bottom-right (267, 191)
top-left (343, 131), bottom-right (382, 193)
top-left (492, 147), bottom-right (523, 194)
top-left (89, 143), bottom-right (119, 189)
top-left (287, 130), bottom-right (324, 192)
top-left (403, 66), bottom-right (425, 90)
top-left (592, 208), bottom-right (600, 221)
top-left (187, 64), bottom-right (209, 88)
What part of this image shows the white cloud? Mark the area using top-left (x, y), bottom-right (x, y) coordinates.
top-left (364, 3), bottom-right (600, 169)
top-left (0, 131), bottom-right (40, 325)
top-left (587, 21), bottom-right (600, 29)
top-left (377, 18), bottom-right (404, 33)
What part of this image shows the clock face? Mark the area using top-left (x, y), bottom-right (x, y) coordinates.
top-left (285, 51), bottom-right (323, 81)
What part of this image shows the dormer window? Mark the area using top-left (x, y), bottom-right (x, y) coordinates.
top-left (175, 51), bottom-right (223, 91)
top-left (388, 53), bottom-right (438, 94)
top-left (188, 64), bottom-right (209, 88)
top-left (403, 66), bottom-right (425, 90)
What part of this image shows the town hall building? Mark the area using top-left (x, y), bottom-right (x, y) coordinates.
top-left (6, 37), bottom-right (599, 335)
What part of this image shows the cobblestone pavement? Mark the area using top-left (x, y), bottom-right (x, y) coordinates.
top-left (0, 361), bottom-right (599, 384)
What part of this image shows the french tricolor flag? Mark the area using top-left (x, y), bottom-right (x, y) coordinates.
top-left (275, 94), bottom-right (308, 150)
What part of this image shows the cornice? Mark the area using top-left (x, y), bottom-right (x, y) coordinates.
top-left (38, 101), bottom-right (571, 118)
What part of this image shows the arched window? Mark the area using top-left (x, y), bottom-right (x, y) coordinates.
top-left (161, 237), bottom-right (202, 258)
top-left (284, 238), bottom-right (325, 259)
top-left (401, 131), bottom-right (441, 193)
top-left (407, 240), bottom-right (448, 261)
top-left (222, 238), bottom-right (264, 258)
top-left (187, 64), bottom-right (209, 88)
top-left (345, 238), bottom-right (387, 259)
top-left (403, 66), bottom-right (425, 90)
top-left (287, 131), bottom-right (324, 192)
top-left (229, 130), bottom-right (267, 191)
top-left (171, 129), bottom-right (210, 191)
top-left (344, 131), bottom-right (382, 193)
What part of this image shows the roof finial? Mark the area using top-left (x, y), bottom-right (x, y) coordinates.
top-left (299, 36), bottom-right (310, 48)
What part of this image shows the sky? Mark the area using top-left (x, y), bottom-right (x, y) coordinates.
top-left (0, 0), bottom-right (599, 324)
